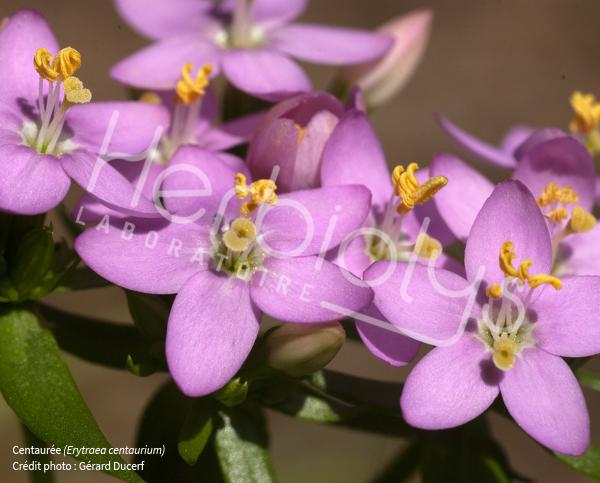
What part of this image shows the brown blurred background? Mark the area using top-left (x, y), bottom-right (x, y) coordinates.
top-left (2, 0), bottom-right (600, 481)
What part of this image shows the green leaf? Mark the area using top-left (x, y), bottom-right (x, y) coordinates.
top-left (125, 291), bottom-right (170, 342)
top-left (54, 265), bottom-right (111, 292)
top-left (576, 370), bottom-right (600, 391)
top-left (0, 308), bottom-right (144, 483)
top-left (135, 383), bottom-right (223, 482)
top-left (263, 377), bottom-right (415, 437)
top-left (372, 441), bottom-right (420, 483)
top-left (214, 405), bottom-right (277, 483)
top-left (178, 399), bottom-right (214, 466)
top-left (37, 303), bottom-right (145, 369)
top-left (420, 418), bottom-right (527, 483)
top-left (9, 226), bottom-right (54, 298)
top-left (555, 446), bottom-right (600, 480)
top-left (22, 424), bottom-right (54, 483)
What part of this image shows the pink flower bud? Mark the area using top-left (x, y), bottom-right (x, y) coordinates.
top-left (340, 9), bottom-right (433, 108)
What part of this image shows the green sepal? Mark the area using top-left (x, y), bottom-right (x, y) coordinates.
top-left (178, 398), bottom-right (214, 466)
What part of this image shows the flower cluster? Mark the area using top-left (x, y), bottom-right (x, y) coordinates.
top-left (2, 3), bottom-right (600, 476)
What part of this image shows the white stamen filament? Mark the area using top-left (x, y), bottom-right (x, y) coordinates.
top-left (34, 80), bottom-right (67, 153)
top-left (231, 0), bottom-right (253, 47)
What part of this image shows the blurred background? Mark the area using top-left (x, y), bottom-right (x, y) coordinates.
top-left (2, 0), bottom-right (600, 481)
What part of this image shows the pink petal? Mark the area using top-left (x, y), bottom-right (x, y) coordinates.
top-left (464, 180), bottom-right (553, 286)
top-left (500, 348), bottom-right (589, 455)
top-left (167, 271), bottom-right (259, 396)
top-left (530, 276), bottom-right (600, 357)
top-left (430, 154), bottom-right (494, 241)
top-left (75, 218), bottom-right (211, 294)
top-left (221, 49), bottom-right (311, 101)
top-left (250, 256), bottom-right (373, 323)
top-left (111, 36), bottom-right (220, 90)
top-left (401, 335), bottom-right (500, 429)
top-left (114, 0), bottom-right (215, 40)
top-left (271, 24), bottom-right (392, 65)
top-left (0, 144), bottom-right (70, 215)
top-left (365, 261), bottom-right (475, 344)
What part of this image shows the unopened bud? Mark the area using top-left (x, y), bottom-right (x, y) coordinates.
top-left (339, 10), bottom-right (432, 109)
top-left (264, 322), bottom-right (346, 377)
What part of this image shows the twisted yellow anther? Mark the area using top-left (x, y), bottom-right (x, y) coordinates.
top-left (546, 207), bottom-right (569, 223)
top-left (175, 63), bottom-right (212, 105)
top-left (570, 91), bottom-right (600, 134)
top-left (569, 206), bottom-right (597, 233)
top-left (497, 241), bottom-right (562, 291)
top-left (234, 173), bottom-right (278, 215)
top-left (63, 76), bottom-right (92, 104)
top-left (53, 47), bottom-right (81, 80)
top-left (537, 183), bottom-right (579, 207)
top-left (413, 234), bottom-right (442, 260)
top-left (392, 163), bottom-right (447, 213)
top-left (34, 48), bottom-right (59, 81)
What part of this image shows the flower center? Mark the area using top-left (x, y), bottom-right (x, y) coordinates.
top-left (368, 163), bottom-right (446, 262)
top-left (215, 0), bottom-right (266, 49)
top-left (155, 63), bottom-right (213, 163)
top-left (24, 47), bottom-right (91, 155)
top-left (211, 173), bottom-right (279, 278)
top-left (479, 241), bottom-right (563, 371)
top-left (569, 91), bottom-right (600, 155)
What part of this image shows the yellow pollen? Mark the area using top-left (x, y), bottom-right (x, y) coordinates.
top-left (486, 283), bottom-right (503, 299)
top-left (492, 334), bottom-right (518, 371)
top-left (295, 123), bottom-right (307, 144)
top-left (569, 91), bottom-right (600, 134)
top-left (536, 182), bottom-right (579, 207)
top-left (139, 91), bottom-right (162, 104)
top-left (34, 48), bottom-right (59, 81)
top-left (234, 173), bottom-right (278, 215)
top-left (546, 207), bottom-right (569, 223)
top-left (498, 241), bottom-right (562, 291)
top-left (569, 206), bottom-right (597, 233)
top-left (63, 76), bottom-right (92, 105)
top-left (413, 234), bottom-right (442, 260)
top-left (392, 163), bottom-right (447, 213)
top-left (53, 47), bottom-right (81, 80)
top-left (175, 63), bottom-right (212, 105)
top-left (223, 217), bottom-right (257, 252)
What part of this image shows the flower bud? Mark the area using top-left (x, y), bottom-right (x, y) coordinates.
top-left (263, 322), bottom-right (346, 377)
top-left (339, 10), bottom-right (433, 109)
top-left (246, 92), bottom-right (344, 192)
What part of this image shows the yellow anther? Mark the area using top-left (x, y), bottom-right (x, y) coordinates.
top-left (537, 183), bottom-right (579, 207)
top-left (486, 283), bottom-right (503, 299)
top-left (492, 334), bottom-right (518, 371)
top-left (34, 48), bottom-right (58, 81)
top-left (413, 234), bottom-right (442, 260)
top-left (63, 76), bottom-right (92, 104)
top-left (498, 241), bottom-right (562, 291)
top-left (295, 123), bottom-right (307, 144)
top-left (53, 47), bottom-right (81, 80)
top-left (546, 207), bottom-right (569, 223)
top-left (392, 163), bottom-right (447, 213)
top-left (569, 206), bottom-right (597, 233)
top-left (569, 91), bottom-right (600, 134)
top-left (528, 274), bottom-right (563, 290)
top-left (499, 242), bottom-right (520, 279)
top-left (175, 63), bottom-right (212, 105)
top-left (234, 173), bottom-right (278, 215)
top-left (139, 91), bottom-right (162, 104)
top-left (223, 217), bottom-right (257, 252)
